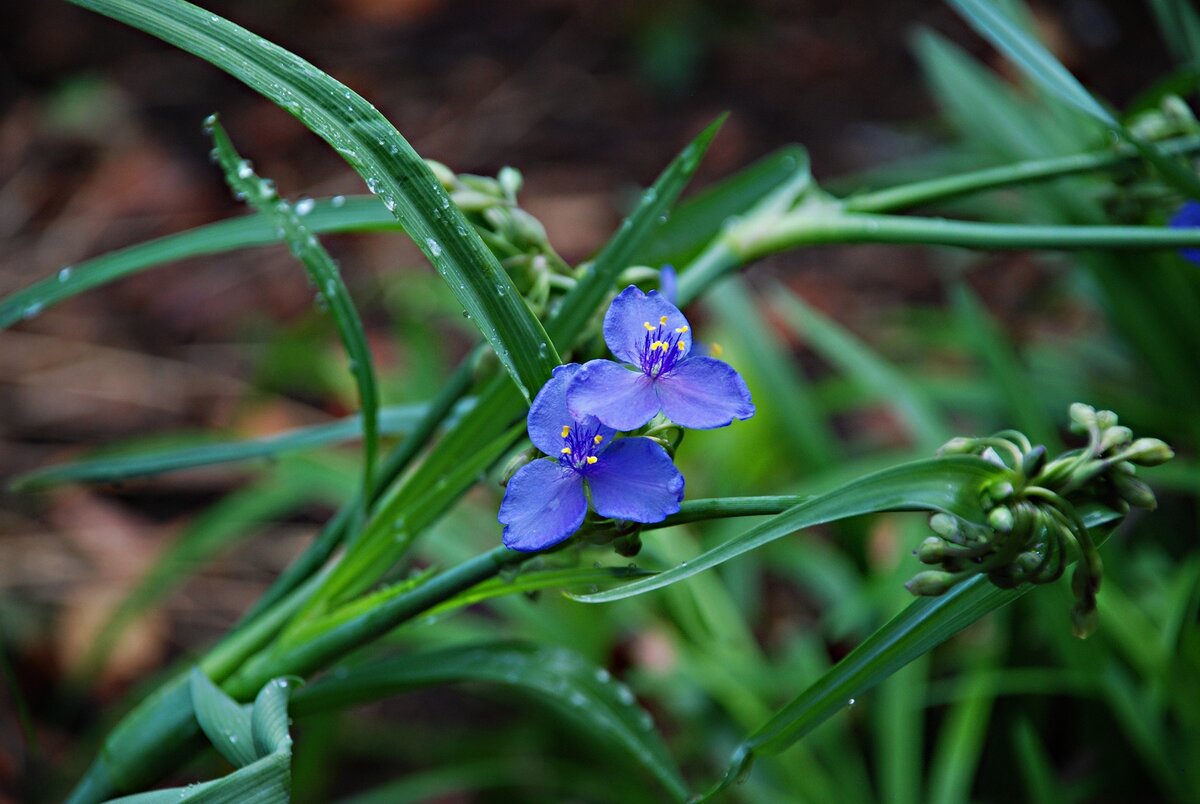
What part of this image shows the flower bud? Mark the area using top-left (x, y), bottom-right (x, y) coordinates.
top-left (937, 437), bottom-right (976, 456)
top-left (985, 480), bottom-right (1015, 504)
top-left (498, 166), bottom-right (523, 201)
top-left (928, 513), bottom-right (961, 540)
top-left (1124, 438), bottom-right (1174, 466)
top-left (1095, 409), bottom-right (1118, 430)
top-left (459, 173), bottom-right (504, 197)
top-left (451, 189), bottom-right (500, 213)
top-left (1071, 603), bottom-right (1099, 639)
top-left (1068, 402), bottom-right (1096, 433)
top-left (1112, 473), bottom-right (1157, 510)
top-left (501, 447), bottom-right (541, 485)
top-left (425, 159), bottom-right (457, 190)
top-left (905, 570), bottom-right (959, 596)
top-left (509, 208), bottom-right (548, 248)
top-left (1098, 425), bottom-right (1132, 454)
top-left (614, 532), bottom-right (643, 558)
top-left (916, 536), bottom-right (946, 564)
top-left (1021, 445), bottom-right (1046, 478)
top-left (987, 506), bottom-right (1015, 533)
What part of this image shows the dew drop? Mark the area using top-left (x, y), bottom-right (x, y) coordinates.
top-left (615, 684), bottom-right (636, 706)
top-left (236, 159), bottom-right (253, 179)
top-left (295, 197), bottom-right (315, 216)
top-left (366, 177), bottom-right (380, 194)
top-left (426, 237), bottom-right (442, 257)
top-left (228, 733), bottom-right (239, 744)
top-left (847, 698), bottom-right (856, 706)
top-left (58, 266), bottom-right (73, 283)
top-left (331, 194), bottom-right (346, 207)
top-left (594, 668), bottom-right (611, 683)
top-left (22, 302), bottom-right (43, 320)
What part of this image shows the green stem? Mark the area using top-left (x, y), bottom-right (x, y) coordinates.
top-left (735, 209), bottom-right (1200, 259)
top-left (647, 496), bottom-right (812, 528)
top-left (844, 134), bottom-right (1200, 213)
top-left (223, 546), bottom-right (527, 698)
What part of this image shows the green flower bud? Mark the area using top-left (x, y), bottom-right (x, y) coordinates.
top-left (1021, 445), bottom-right (1046, 478)
top-left (614, 532), bottom-right (643, 558)
top-left (451, 189), bottom-right (500, 213)
top-left (905, 570), bottom-right (960, 596)
top-left (1124, 438), bottom-right (1174, 466)
top-left (938, 437), bottom-right (977, 456)
top-left (498, 166), bottom-right (523, 201)
top-left (1098, 425), bottom-right (1132, 454)
top-left (509, 208), bottom-right (548, 248)
top-left (1112, 473), bottom-right (1157, 510)
top-left (988, 506), bottom-right (1015, 533)
top-left (1068, 402), bottom-right (1096, 433)
top-left (928, 513), bottom-right (961, 540)
top-left (985, 480), bottom-right (1015, 504)
top-left (500, 446), bottom-right (541, 485)
top-left (1095, 409), bottom-right (1118, 430)
top-left (425, 159), bottom-right (457, 190)
top-left (916, 536), bottom-right (946, 564)
top-left (1071, 603), bottom-right (1099, 639)
top-left (459, 173), bottom-right (504, 197)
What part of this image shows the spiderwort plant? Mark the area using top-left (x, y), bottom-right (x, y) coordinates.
top-left (567, 285), bottom-right (755, 430)
top-left (499, 363), bottom-right (686, 551)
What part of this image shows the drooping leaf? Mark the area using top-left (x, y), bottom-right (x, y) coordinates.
top-left (292, 643), bottom-right (689, 802)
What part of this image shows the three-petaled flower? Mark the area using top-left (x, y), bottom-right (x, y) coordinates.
top-left (499, 363), bottom-right (685, 552)
top-left (566, 285), bottom-right (755, 431)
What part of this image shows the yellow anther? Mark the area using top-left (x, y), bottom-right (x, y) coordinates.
top-left (561, 425), bottom-right (570, 438)
top-left (561, 447), bottom-right (572, 455)
top-left (593, 434), bottom-right (603, 444)
top-left (643, 321), bottom-right (654, 331)
top-left (677, 341), bottom-right (685, 351)
top-left (650, 341), bottom-right (663, 351)
top-left (586, 456), bottom-right (598, 464)
top-left (675, 325), bottom-right (689, 333)
top-left (709, 342), bottom-right (724, 357)
top-left (659, 315), bottom-right (668, 325)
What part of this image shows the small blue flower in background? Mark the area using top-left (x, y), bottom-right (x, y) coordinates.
top-left (566, 286), bottom-right (755, 431)
top-left (499, 363), bottom-right (685, 552)
top-left (1169, 201), bottom-right (1200, 264)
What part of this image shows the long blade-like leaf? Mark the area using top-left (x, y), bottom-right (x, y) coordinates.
top-left (700, 506), bottom-right (1120, 798)
top-left (70, 0), bottom-right (558, 398)
top-left (292, 643), bottom-right (689, 801)
top-left (572, 457), bottom-right (1003, 603)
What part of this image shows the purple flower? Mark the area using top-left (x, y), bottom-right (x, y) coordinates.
top-left (1169, 201), bottom-right (1200, 265)
top-left (566, 286), bottom-right (755, 431)
top-left (499, 363), bottom-right (685, 552)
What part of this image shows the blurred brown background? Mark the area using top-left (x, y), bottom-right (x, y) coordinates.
top-left (0, 0), bottom-right (1170, 797)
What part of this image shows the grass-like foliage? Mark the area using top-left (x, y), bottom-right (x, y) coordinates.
top-left (4, 1), bottom-right (1198, 802)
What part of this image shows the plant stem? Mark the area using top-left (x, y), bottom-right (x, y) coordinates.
top-left (734, 209), bottom-right (1200, 259)
top-left (223, 546), bottom-right (527, 698)
top-left (844, 134), bottom-right (1200, 213)
top-left (647, 496), bottom-right (813, 528)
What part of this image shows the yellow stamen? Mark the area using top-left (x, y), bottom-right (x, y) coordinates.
top-left (586, 456), bottom-right (598, 464)
top-left (675, 325), bottom-right (689, 333)
top-left (659, 315), bottom-right (668, 325)
top-left (709, 342), bottom-right (724, 357)
top-left (650, 341), bottom-right (663, 351)
top-left (677, 341), bottom-right (685, 351)
top-left (561, 447), bottom-right (572, 455)
top-left (561, 425), bottom-right (570, 438)
top-left (643, 321), bottom-right (654, 331)
top-left (593, 434), bottom-right (603, 444)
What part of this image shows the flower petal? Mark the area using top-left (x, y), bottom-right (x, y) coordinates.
top-left (499, 459), bottom-right (588, 551)
top-left (603, 285), bottom-right (692, 365)
top-left (655, 356), bottom-right (755, 429)
top-left (659, 265), bottom-right (678, 305)
top-left (1169, 201), bottom-right (1200, 265)
top-left (567, 359), bottom-right (661, 431)
top-left (586, 437), bottom-right (685, 523)
top-left (527, 363), bottom-right (582, 455)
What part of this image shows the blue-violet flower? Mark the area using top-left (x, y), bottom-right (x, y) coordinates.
top-left (566, 285), bottom-right (755, 431)
top-left (499, 363), bottom-right (685, 552)
top-left (1169, 201), bottom-right (1200, 265)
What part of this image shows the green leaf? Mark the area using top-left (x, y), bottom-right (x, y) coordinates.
top-left (10, 402), bottom-right (466, 491)
top-left (189, 669), bottom-right (257, 768)
top-left (946, 0), bottom-right (1116, 125)
top-left (1148, 0), bottom-right (1200, 67)
top-left (572, 456), bottom-right (1003, 603)
top-left (636, 145), bottom-right (810, 268)
top-left (206, 117), bottom-right (381, 492)
top-left (69, 0), bottom-right (558, 399)
top-left (0, 197), bottom-right (397, 331)
top-left (291, 643), bottom-right (690, 802)
top-left (700, 505), bottom-right (1121, 798)
top-left (545, 115), bottom-right (725, 349)
top-left (251, 678), bottom-right (297, 757)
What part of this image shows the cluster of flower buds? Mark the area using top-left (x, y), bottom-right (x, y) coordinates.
top-left (426, 160), bottom-right (575, 315)
top-left (906, 403), bottom-right (1173, 638)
